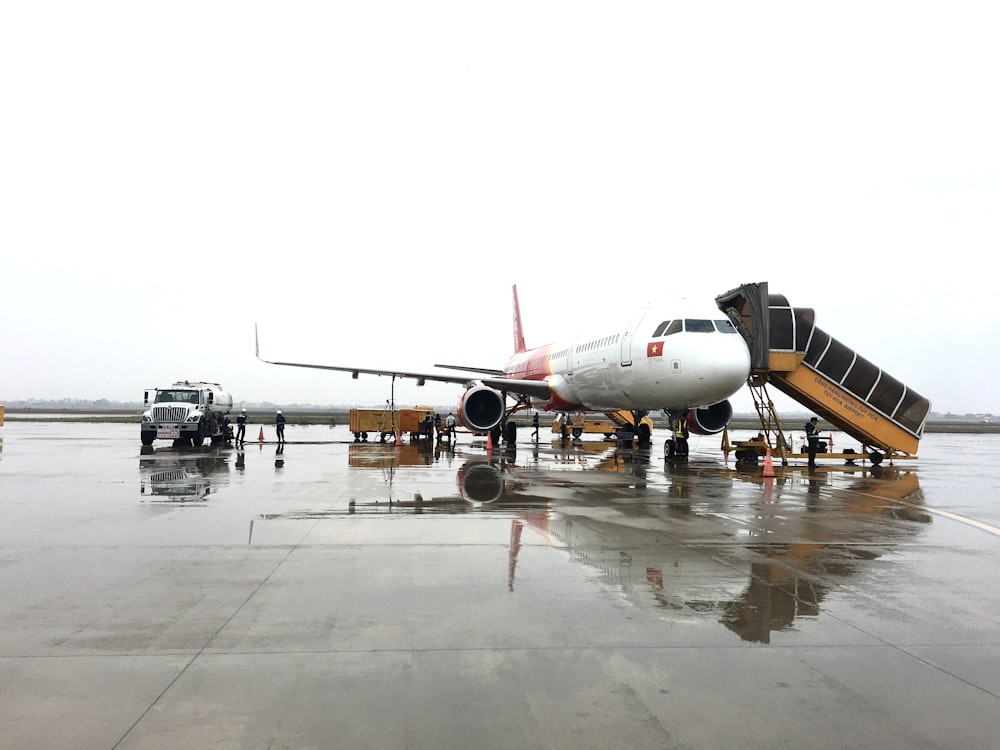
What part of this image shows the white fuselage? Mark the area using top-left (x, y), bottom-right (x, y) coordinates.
top-left (506, 304), bottom-right (751, 412)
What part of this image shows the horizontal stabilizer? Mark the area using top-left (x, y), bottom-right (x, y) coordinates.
top-left (480, 377), bottom-right (553, 400)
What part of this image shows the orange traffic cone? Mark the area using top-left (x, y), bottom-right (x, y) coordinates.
top-left (763, 447), bottom-right (775, 478)
top-left (258, 426), bottom-right (265, 443)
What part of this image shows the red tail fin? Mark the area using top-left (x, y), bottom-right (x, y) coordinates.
top-left (512, 285), bottom-right (526, 354)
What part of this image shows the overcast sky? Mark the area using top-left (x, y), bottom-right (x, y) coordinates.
top-left (2, 2), bottom-right (997, 416)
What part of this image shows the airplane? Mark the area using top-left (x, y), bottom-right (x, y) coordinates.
top-left (255, 285), bottom-right (752, 445)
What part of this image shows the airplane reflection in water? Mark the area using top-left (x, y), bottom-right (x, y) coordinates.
top-left (261, 442), bottom-right (932, 643)
top-left (139, 445), bottom-right (233, 503)
top-left (508, 465), bottom-right (930, 643)
top-left (341, 439), bottom-right (663, 511)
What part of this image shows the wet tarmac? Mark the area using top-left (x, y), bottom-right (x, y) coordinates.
top-left (2, 420), bottom-right (1000, 749)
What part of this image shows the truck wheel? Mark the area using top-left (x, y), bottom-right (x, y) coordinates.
top-left (572, 428), bottom-right (583, 438)
top-left (869, 451), bottom-right (884, 465)
top-left (638, 423), bottom-right (651, 445)
top-left (191, 422), bottom-right (205, 447)
top-left (141, 433), bottom-right (154, 446)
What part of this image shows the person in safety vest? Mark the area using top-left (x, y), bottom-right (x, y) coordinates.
top-left (672, 415), bottom-right (689, 457)
top-left (805, 417), bottom-right (820, 467)
top-left (236, 409), bottom-right (248, 445)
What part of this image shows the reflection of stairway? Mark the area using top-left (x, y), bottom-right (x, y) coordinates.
top-left (718, 283), bottom-right (930, 456)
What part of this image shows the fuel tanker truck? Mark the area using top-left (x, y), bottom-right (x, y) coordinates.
top-left (141, 381), bottom-right (234, 447)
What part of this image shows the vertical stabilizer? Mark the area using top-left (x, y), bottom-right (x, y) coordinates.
top-left (512, 285), bottom-right (527, 354)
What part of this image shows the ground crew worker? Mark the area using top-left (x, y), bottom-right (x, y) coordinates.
top-left (532, 412), bottom-right (540, 441)
top-left (236, 408), bottom-right (248, 445)
top-left (434, 413), bottom-right (442, 440)
top-left (276, 409), bottom-right (286, 443)
top-left (423, 413), bottom-right (434, 441)
top-left (445, 412), bottom-right (457, 441)
top-left (805, 416), bottom-right (820, 467)
top-left (673, 414), bottom-right (689, 457)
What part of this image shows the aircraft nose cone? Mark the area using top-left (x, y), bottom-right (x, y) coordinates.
top-left (696, 334), bottom-right (751, 401)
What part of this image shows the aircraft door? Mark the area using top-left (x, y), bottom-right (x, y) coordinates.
top-left (620, 311), bottom-right (647, 367)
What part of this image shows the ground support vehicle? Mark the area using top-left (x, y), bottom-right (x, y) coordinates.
top-left (721, 429), bottom-right (877, 469)
top-left (551, 411), bottom-right (654, 441)
top-left (349, 407), bottom-right (435, 443)
top-left (141, 381), bottom-right (234, 447)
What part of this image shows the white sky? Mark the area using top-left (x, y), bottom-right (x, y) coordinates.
top-left (2, 2), bottom-right (998, 415)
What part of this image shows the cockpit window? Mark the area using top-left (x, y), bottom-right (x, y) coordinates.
top-left (684, 319), bottom-right (715, 333)
top-left (652, 320), bottom-right (683, 337)
top-left (663, 319), bottom-right (682, 336)
top-left (714, 319), bottom-right (738, 333)
top-left (654, 319), bottom-right (728, 336)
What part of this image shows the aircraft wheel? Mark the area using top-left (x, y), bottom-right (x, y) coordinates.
top-left (638, 423), bottom-right (651, 444)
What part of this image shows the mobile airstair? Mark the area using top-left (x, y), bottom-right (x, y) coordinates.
top-left (716, 282), bottom-right (931, 465)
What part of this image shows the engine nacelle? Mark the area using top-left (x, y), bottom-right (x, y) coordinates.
top-left (457, 384), bottom-right (506, 432)
top-left (687, 400), bottom-right (733, 435)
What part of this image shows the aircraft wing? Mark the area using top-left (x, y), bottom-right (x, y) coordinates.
top-left (259, 356), bottom-right (482, 386)
top-left (255, 325), bottom-right (554, 399)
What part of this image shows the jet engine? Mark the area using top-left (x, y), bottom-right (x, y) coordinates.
top-left (686, 399), bottom-right (733, 435)
top-left (457, 384), bottom-right (506, 432)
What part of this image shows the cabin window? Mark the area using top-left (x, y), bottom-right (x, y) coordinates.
top-left (684, 319), bottom-right (715, 333)
top-left (652, 320), bottom-right (672, 337)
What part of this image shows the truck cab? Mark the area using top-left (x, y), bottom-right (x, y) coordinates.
top-left (141, 380), bottom-right (234, 447)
